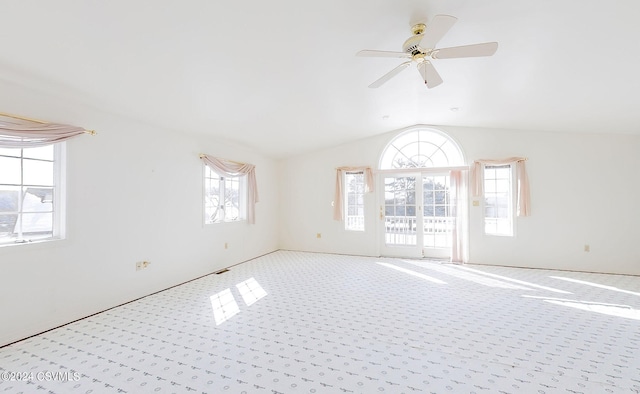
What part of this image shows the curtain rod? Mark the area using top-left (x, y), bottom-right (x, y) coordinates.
top-left (198, 153), bottom-right (244, 165)
top-left (0, 111), bottom-right (97, 135)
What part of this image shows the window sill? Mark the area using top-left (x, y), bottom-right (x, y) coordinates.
top-left (0, 237), bottom-right (66, 253)
top-left (204, 219), bottom-right (247, 226)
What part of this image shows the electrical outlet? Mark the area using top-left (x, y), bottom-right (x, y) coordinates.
top-left (316, 233), bottom-right (322, 239)
top-left (136, 261), bottom-right (151, 271)
top-left (224, 242), bottom-right (228, 249)
top-left (584, 244), bottom-right (590, 252)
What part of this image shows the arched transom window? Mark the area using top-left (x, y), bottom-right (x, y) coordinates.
top-left (380, 128), bottom-right (464, 169)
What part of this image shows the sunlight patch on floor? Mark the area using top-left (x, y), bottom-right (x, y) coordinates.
top-left (210, 288), bottom-right (240, 325)
top-left (454, 265), bottom-right (572, 294)
top-left (402, 259), bottom-right (532, 290)
top-left (236, 277), bottom-right (268, 306)
top-left (376, 262), bottom-right (447, 284)
top-left (550, 276), bottom-right (640, 297)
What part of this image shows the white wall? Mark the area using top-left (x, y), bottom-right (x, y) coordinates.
top-left (279, 135), bottom-right (384, 257)
top-left (279, 125), bottom-right (640, 276)
top-left (0, 78), bottom-right (279, 346)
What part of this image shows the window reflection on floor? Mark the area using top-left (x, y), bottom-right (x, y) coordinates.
top-left (236, 277), bottom-right (268, 306)
top-left (210, 278), bottom-right (268, 325)
top-left (210, 288), bottom-right (240, 325)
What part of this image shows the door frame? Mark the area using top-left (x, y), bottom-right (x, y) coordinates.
top-left (376, 166), bottom-right (468, 258)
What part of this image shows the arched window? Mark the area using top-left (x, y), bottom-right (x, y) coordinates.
top-left (380, 127), bottom-right (464, 169)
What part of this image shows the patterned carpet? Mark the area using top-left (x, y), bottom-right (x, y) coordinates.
top-left (1, 250), bottom-right (640, 393)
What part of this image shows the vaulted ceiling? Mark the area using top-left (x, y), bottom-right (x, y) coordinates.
top-left (2, 1), bottom-right (639, 158)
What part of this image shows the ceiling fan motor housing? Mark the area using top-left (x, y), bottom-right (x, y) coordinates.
top-left (403, 23), bottom-right (432, 56)
top-left (402, 34), bottom-right (424, 55)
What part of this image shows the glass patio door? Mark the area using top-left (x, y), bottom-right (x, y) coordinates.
top-left (421, 174), bottom-right (453, 258)
top-left (380, 173), bottom-right (453, 258)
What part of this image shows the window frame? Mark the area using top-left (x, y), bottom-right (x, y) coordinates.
top-left (0, 143), bottom-right (65, 247)
top-left (344, 171), bottom-right (365, 231)
top-left (203, 164), bottom-right (247, 225)
top-left (379, 127), bottom-right (465, 170)
top-left (483, 164), bottom-right (515, 237)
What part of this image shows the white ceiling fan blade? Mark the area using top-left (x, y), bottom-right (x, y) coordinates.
top-left (419, 15), bottom-right (458, 49)
top-left (417, 61), bottom-right (443, 89)
top-left (357, 50), bottom-right (411, 58)
top-left (432, 42), bottom-right (498, 59)
top-left (368, 61), bottom-right (412, 88)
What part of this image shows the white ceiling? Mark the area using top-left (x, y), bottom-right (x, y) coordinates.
top-left (2, 1), bottom-right (640, 158)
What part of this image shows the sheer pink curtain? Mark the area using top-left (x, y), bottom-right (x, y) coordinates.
top-left (472, 157), bottom-right (531, 217)
top-left (0, 113), bottom-right (93, 148)
top-left (200, 154), bottom-right (259, 224)
top-left (450, 169), bottom-right (469, 263)
top-left (333, 166), bottom-right (374, 221)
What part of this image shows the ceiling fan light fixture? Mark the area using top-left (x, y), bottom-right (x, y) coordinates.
top-left (413, 53), bottom-right (427, 63)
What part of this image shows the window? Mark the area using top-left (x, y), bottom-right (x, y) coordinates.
top-left (204, 165), bottom-right (246, 224)
top-left (380, 128), bottom-right (464, 170)
top-left (344, 172), bottom-right (365, 231)
top-left (484, 165), bottom-right (513, 236)
top-left (0, 144), bottom-right (63, 245)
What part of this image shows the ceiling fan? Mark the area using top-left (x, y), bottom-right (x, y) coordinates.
top-left (357, 15), bottom-right (498, 89)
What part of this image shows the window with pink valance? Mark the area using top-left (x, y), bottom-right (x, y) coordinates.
top-left (0, 113), bottom-right (93, 246)
top-left (471, 157), bottom-right (530, 217)
top-left (0, 112), bottom-right (94, 148)
top-left (333, 166), bottom-right (374, 221)
top-left (200, 154), bottom-right (259, 224)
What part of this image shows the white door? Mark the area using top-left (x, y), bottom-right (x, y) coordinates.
top-left (380, 172), bottom-right (454, 258)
